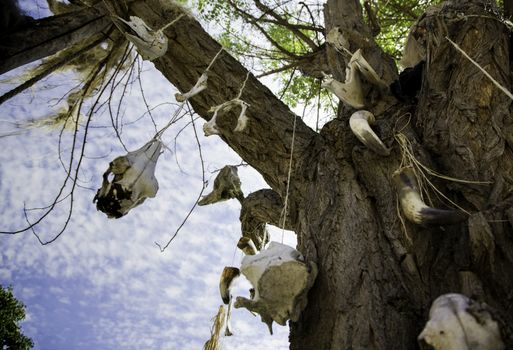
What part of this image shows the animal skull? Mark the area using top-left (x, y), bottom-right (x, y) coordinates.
top-left (418, 293), bottom-right (505, 350)
top-left (93, 139), bottom-right (162, 218)
top-left (234, 242), bottom-right (317, 334)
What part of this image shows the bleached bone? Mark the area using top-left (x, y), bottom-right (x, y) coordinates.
top-left (325, 27), bottom-right (350, 53)
top-left (321, 63), bottom-right (365, 109)
top-left (350, 49), bottom-right (388, 89)
top-left (237, 236), bottom-right (258, 255)
top-left (418, 293), bottom-right (505, 350)
top-left (234, 242), bottom-right (318, 334)
top-left (115, 16), bottom-right (168, 61)
top-left (93, 139), bottom-right (162, 218)
top-left (203, 99), bottom-right (249, 136)
top-left (401, 25), bottom-right (427, 68)
top-left (392, 167), bottom-right (466, 225)
top-left (198, 166), bottom-right (244, 206)
top-left (322, 46), bottom-right (388, 108)
top-left (233, 102), bottom-right (248, 132)
top-left (175, 73), bottom-right (208, 102)
top-left (225, 297), bottom-right (234, 336)
top-left (349, 110), bottom-right (390, 156)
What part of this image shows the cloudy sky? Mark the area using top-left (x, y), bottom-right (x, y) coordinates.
top-left (0, 1), bottom-right (302, 349)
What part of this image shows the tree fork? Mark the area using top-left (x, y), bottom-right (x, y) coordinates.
top-left (130, 0), bottom-right (316, 192)
top-left (291, 1), bottom-right (513, 349)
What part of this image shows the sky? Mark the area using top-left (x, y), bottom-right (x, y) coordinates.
top-left (0, 1), bottom-right (301, 349)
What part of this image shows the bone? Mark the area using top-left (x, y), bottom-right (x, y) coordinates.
top-left (321, 62), bottom-right (365, 109)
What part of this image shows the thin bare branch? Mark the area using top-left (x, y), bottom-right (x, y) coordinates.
top-left (155, 107), bottom-right (207, 252)
top-left (252, 0), bottom-right (319, 50)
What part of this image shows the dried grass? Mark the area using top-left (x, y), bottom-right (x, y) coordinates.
top-left (203, 305), bottom-right (226, 350)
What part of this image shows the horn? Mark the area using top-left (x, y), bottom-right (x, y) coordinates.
top-left (393, 167), bottom-right (467, 225)
top-left (349, 110), bottom-right (390, 156)
top-left (237, 236), bottom-right (258, 255)
top-left (219, 266), bottom-right (240, 305)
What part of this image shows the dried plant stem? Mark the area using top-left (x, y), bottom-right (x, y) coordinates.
top-left (203, 305), bottom-right (226, 350)
top-left (446, 36), bottom-right (513, 101)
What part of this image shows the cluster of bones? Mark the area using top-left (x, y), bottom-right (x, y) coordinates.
top-left (89, 15), bottom-right (506, 349)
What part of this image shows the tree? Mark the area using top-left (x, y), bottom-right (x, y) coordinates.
top-left (1, 0), bottom-right (513, 349)
top-left (0, 285), bottom-right (34, 350)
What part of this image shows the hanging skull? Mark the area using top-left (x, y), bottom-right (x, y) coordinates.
top-left (115, 16), bottom-right (168, 61)
top-left (234, 242), bottom-right (317, 334)
top-left (198, 165), bottom-right (244, 205)
top-left (93, 139), bottom-right (162, 218)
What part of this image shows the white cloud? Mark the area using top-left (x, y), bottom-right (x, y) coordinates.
top-left (0, 9), bottom-right (298, 350)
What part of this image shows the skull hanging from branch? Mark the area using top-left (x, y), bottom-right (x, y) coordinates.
top-left (115, 16), bottom-right (168, 61)
top-left (198, 165), bottom-right (244, 206)
top-left (93, 139), bottom-right (163, 218)
top-left (418, 293), bottom-right (505, 350)
top-left (234, 242), bottom-right (318, 334)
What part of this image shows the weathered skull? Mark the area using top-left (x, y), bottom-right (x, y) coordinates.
top-left (234, 242), bottom-right (317, 334)
top-left (418, 293), bottom-right (505, 350)
top-left (116, 16), bottom-right (168, 61)
top-left (93, 140), bottom-right (162, 218)
top-left (198, 165), bottom-right (244, 205)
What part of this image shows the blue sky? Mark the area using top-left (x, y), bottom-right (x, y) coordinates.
top-left (0, 1), bottom-right (299, 349)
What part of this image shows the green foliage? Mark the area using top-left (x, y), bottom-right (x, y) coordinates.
top-left (0, 285), bottom-right (34, 350)
top-left (371, 0), bottom-right (439, 60)
top-left (192, 0), bottom-right (327, 114)
top-left (190, 0), bottom-right (471, 117)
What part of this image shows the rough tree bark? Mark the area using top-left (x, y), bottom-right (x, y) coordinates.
top-left (0, 4), bottom-right (111, 75)
top-left (2, 0), bottom-right (512, 348)
top-left (137, 0), bottom-right (513, 347)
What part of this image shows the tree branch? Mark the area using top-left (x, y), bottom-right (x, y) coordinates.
top-left (252, 0), bottom-right (319, 50)
top-left (0, 31), bottom-right (110, 105)
top-left (240, 189), bottom-right (295, 250)
top-left (226, 0), bottom-right (301, 59)
top-left (323, 0), bottom-right (397, 84)
top-left (0, 5), bottom-right (112, 75)
top-left (131, 0), bottom-right (317, 191)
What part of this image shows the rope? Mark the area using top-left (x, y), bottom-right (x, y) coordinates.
top-left (280, 113), bottom-right (297, 243)
top-left (152, 47), bottom-right (225, 141)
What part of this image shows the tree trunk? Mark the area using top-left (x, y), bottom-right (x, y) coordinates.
top-left (289, 0), bottom-right (513, 349)
top-left (114, 0), bottom-right (513, 348)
